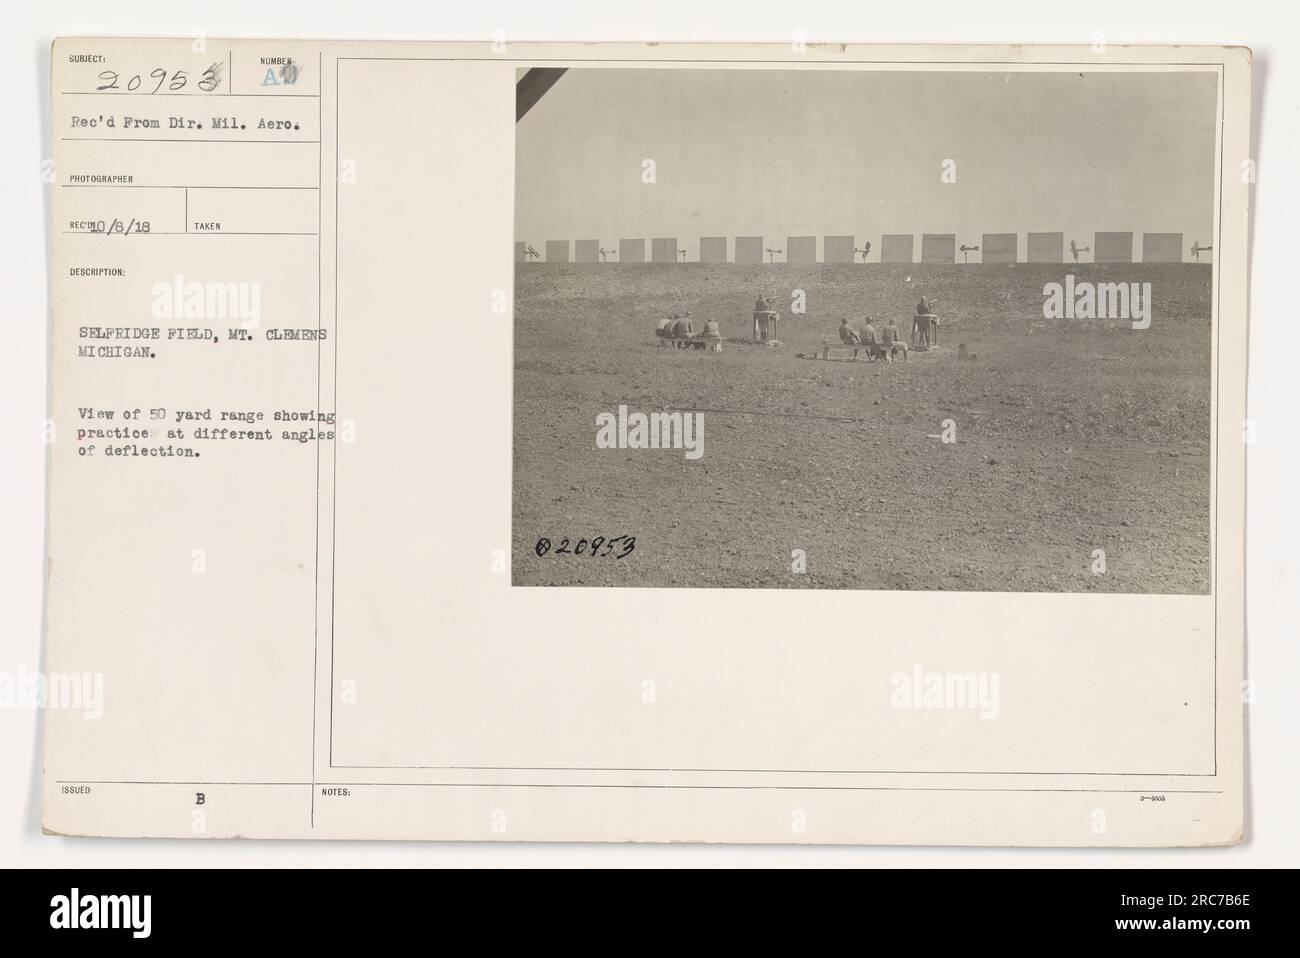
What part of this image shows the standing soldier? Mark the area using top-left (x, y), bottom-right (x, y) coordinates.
top-left (913, 295), bottom-right (939, 347)
top-left (753, 292), bottom-right (778, 342)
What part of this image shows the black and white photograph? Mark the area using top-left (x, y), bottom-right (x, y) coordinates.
top-left (513, 67), bottom-right (1218, 593)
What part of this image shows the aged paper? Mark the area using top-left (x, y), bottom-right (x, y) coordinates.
top-left (43, 38), bottom-right (1249, 844)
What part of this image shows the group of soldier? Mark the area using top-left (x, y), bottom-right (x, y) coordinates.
top-left (838, 294), bottom-right (939, 353)
top-left (661, 291), bottom-right (937, 355)
top-left (838, 315), bottom-right (897, 348)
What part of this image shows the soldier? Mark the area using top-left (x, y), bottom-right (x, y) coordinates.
top-left (839, 318), bottom-right (861, 345)
top-left (672, 311), bottom-right (694, 343)
top-left (881, 318), bottom-right (901, 362)
top-left (861, 316), bottom-right (877, 344)
top-left (753, 293), bottom-right (778, 341)
top-left (914, 296), bottom-right (939, 346)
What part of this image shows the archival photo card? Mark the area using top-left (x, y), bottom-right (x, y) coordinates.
top-left (43, 40), bottom-right (1247, 845)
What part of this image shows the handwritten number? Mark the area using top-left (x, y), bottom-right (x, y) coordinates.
top-left (533, 534), bottom-right (636, 559)
top-left (90, 67), bottom-right (201, 94)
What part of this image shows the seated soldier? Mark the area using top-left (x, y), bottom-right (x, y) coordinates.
top-left (839, 318), bottom-right (861, 345)
top-left (861, 317), bottom-right (877, 344)
top-left (877, 319), bottom-right (902, 361)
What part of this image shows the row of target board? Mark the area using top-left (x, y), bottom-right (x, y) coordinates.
top-left (516, 232), bottom-right (1203, 264)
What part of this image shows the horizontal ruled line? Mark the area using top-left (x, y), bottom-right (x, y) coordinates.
top-left (54, 780), bottom-right (1226, 794)
top-left (62, 230), bottom-right (319, 236)
top-left (61, 184), bottom-right (320, 190)
top-left (59, 91), bottom-right (319, 97)
top-left (61, 137), bottom-right (320, 144)
top-left (333, 763), bottom-right (1220, 777)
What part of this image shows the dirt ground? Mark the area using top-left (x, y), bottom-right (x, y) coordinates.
top-left (512, 263), bottom-right (1212, 593)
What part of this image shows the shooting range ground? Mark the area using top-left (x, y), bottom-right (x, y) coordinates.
top-left (513, 262), bottom-right (1212, 592)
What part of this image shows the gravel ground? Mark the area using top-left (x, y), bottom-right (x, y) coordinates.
top-left (513, 263), bottom-right (1212, 593)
